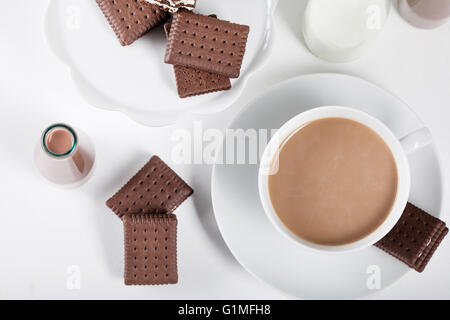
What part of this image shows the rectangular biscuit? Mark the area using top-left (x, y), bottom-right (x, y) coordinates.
top-left (123, 214), bottom-right (178, 285)
top-left (375, 203), bottom-right (448, 272)
top-left (106, 155), bottom-right (193, 218)
top-left (96, 0), bottom-right (169, 46)
top-left (164, 10), bottom-right (250, 78)
top-left (173, 66), bottom-right (232, 98)
top-left (164, 18), bottom-right (231, 98)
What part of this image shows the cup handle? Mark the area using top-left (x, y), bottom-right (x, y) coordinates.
top-left (399, 127), bottom-right (433, 155)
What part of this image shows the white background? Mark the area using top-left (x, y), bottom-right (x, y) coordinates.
top-left (0, 0), bottom-right (449, 299)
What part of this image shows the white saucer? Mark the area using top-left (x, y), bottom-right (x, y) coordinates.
top-left (44, 0), bottom-right (278, 126)
top-left (211, 73), bottom-right (444, 299)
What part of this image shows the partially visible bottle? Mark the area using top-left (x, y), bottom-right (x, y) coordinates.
top-left (398, 0), bottom-right (450, 29)
top-left (302, 0), bottom-right (391, 63)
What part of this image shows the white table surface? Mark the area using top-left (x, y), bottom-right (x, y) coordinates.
top-left (0, 0), bottom-right (449, 299)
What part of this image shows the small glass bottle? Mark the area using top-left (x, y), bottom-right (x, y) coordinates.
top-left (398, 0), bottom-right (450, 29)
top-left (34, 123), bottom-right (95, 187)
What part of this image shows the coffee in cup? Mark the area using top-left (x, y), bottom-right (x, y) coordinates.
top-left (258, 106), bottom-right (416, 253)
top-left (268, 117), bottom-right (398, 246)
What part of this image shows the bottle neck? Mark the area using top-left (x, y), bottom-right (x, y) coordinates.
top-left (42, 123), bottom-right (78, 158)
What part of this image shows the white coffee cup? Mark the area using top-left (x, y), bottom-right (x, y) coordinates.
top-left (258, 106), bottom-right (432, 253)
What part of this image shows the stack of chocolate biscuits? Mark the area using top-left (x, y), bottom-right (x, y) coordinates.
top-left (96, 0), bottom-right (250, 98)
top-left (106, 156), bottom-right (193, 285)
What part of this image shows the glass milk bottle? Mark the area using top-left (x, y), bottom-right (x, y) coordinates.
top-left (303, 0), bottom-right (391, 62)
top-left (398, 0), bottom-right (450, 29)
top-left (34, 124), bottom-right (95, 188)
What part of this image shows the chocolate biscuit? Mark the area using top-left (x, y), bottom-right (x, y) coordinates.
top-left (173, 66), bottom-right (232, 98)
top-left (165, 10), bottom-right (250, 78)
top-left (123, 214), bottom-right (178, 285)
top-left (96, 0), bottom-right (169, 46)
top-left (375, 203), bottom-right (448, 272)
top-left (164, 18), bottom-right (231, 98)
top-left (106, 155), bottom-right (193, 218)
